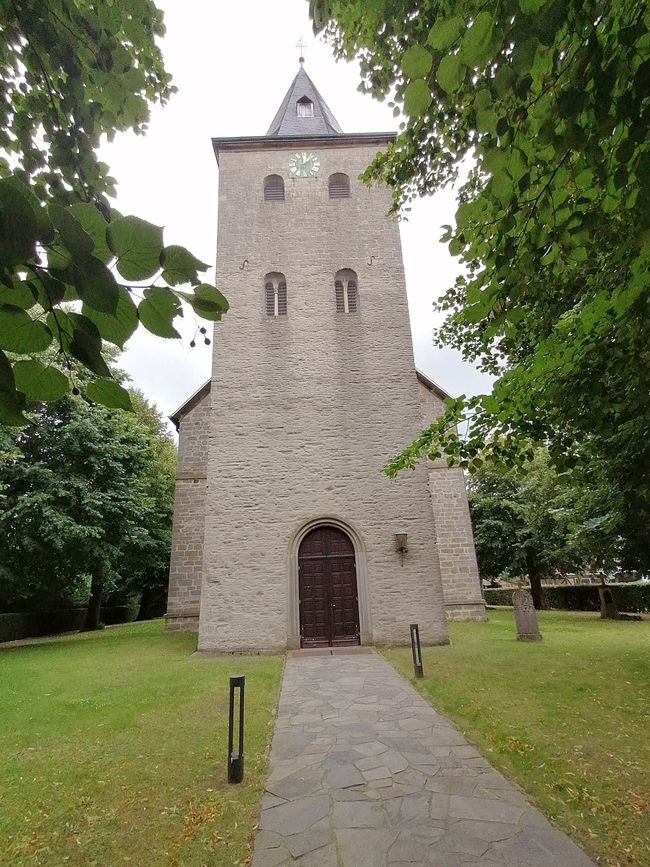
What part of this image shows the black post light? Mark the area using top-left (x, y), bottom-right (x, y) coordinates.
top-left (410, 623), bottom-right (424, 678)
top-left (228, 674), bottom-right (245, 783)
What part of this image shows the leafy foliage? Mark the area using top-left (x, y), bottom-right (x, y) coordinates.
top-left (468, 448), bottom-right (584, 603)
top-left (0, 0), bottom-right (228, 424)
top-left (311, 0), bottom-right (650, 569)
top-left (0, 382), bottom-right (176, 622)
top-left (468, 444), bottom-right (650, 607)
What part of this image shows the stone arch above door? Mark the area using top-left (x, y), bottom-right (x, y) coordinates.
top-left (287, 517), bottom-right (372, 649)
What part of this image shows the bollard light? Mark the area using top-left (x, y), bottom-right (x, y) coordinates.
top-left (228, 674), bottom-right (245, 783)
top-left (410, 623), bottom-right (424, 678)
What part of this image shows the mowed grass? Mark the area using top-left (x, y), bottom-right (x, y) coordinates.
top-left (0, 621), bottom-right (283, 866)
top-left (384, 610), bottom-right (650, 866)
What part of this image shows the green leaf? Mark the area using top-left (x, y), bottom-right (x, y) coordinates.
top-left (69, 203), bottom-right (113, 263)
top-left (108, 216), bottom-right (163, 281)
top-left (69, 321), bottom-right (111, 377)
top-left (403, 79), bottom-right (433, 117)
top-left (0, 177), bottom-right (40, 265)
top-left (176, 284), bottom-right (229, 321)
top-left (0, 280), bottom-right (37, 310)
top-left (1, 176), bottom-right (53, 245)
top-left (459, 11), bottom-right (494, 68)
top-left (0, 350), bottom-right (27, 425)
top-left (428, 16), bottom-right (463, 51)
top-left (401, 45), bottom-right (433, 79)
top-left (83, 287), bottom-right (138, 348)
top-left (161, 245), bottom-right (209, 287)
top-left (436, 54), bottom-right (464, 94)
top-left (49, 204), bottom-right (94, 258)
top-left (0, 386), bottom-right (27, 424)
top-left (519, 0), bottom-right (546, 13)
top-left (476, 109), bottom-right (498, 135)
top-left (13, 358), bottom-right (69, 401)
top-left (138, 287), bottom-right (181, 338)
top-left (0, 305), bottom-right (52, 352)
top-left (86, 378), bottom-right (133, 411)
top-left (512, 38), bottom-right (538, 75)
top-left (73, 255), bottom-right (119, 314)
top-left (47, 243), bottom-right (73, 271)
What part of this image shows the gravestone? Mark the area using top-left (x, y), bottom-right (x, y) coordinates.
top-left (512, 588), bottom-right (542, 641)
top-left (598, 587), bottom-right (619, 620)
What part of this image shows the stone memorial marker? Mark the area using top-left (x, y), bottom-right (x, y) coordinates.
top-left (512, 588), bottom-right (542, 641)
top-left (598, 586), bottom-right (619, 620)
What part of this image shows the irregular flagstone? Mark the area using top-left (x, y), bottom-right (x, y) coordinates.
top-left (251, 652), bottom-right (595, 866)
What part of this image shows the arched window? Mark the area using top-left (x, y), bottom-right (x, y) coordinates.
top-left (264, 273), bottom-right (287, 317)
top-left (297, 96), bottom-right (314, 117)
top-left (264, 175), bottom-right (285, 201)
top-left (335, 269), bottom-right (358, 314)
top-left (329, 173), bottom-right (350, 199)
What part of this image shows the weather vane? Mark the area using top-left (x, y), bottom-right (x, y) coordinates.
top-left (296, 36), bottom-right (306, 65)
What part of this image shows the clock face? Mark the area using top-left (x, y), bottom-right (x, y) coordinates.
top-left (288, 151), bottom-right (321, 178)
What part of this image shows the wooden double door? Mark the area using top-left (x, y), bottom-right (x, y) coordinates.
top-left (298, 526), bottom-right (360, 647)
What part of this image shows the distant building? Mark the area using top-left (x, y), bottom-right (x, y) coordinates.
top-left (166, 65), bottom-right (484, 652)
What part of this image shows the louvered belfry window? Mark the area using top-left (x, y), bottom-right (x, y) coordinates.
top-left (329, 173), bottom-right (350, 199)
top-left (264, 174), bottom-right (285, 201)
top-left (264, 273), bottom-right (287, 317)
top-left (335, 270), bottom-right (358, 314)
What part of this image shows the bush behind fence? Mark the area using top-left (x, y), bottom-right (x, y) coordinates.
top-left (484, 583), bottom-right (650, 613)
top-left (0, 602), bottom-right (142, 643)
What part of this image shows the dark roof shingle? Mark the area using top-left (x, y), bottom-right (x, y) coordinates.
top-left (266, 66), bottom-right (343, 137)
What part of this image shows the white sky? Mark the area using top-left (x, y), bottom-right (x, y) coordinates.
top-left (99, 0), bottom-right (493, 426)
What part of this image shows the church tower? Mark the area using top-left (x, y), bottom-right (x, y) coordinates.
top-left (166, 65), bottom-right (485, 651)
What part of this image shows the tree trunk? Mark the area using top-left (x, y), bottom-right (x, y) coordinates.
top-left (526, 552), bottom-right (545, 609)
top-left (84, 564), bottom-right (105, 631)
top-left (137, 587), bottom-right (155, 621)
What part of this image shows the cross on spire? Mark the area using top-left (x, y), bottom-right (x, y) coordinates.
top-left (296, 36), bottom-right (306, 65)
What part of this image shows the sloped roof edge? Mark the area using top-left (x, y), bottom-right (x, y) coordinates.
top-left (415, 369), bottom-right (451, 402)
top-left (169, 380), bottom-right (211, 430)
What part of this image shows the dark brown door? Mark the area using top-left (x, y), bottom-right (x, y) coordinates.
top-left (298, 526), bottom-right (360, 648)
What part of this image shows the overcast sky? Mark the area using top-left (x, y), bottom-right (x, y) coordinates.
top-left (99, 0), bottom-right (493, 425)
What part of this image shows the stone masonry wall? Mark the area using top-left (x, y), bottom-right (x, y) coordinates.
top-left (198, 141), bottom-right (450, 652)
top-left (418, 382), bottom-right (486, 620)
top-left (165, 390), bottom-right (210, 632)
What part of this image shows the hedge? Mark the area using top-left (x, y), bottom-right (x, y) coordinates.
top-left (0, 602), bottom-right (142, 643)
top-left (484, 583), bottom-right (650, 613)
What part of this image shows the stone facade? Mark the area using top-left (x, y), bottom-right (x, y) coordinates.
top-left (166, 71), bottom-right (484, 650)
top-left (418, 379), bottom-right (486, 621)
top-left (166, 386), bottom-right (210, 632)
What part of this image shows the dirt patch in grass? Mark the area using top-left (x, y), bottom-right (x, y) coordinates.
top-left (0, 621), bottom-right (283, 866)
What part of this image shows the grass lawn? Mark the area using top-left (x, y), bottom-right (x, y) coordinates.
top-left (384, 609), bottom-right (650, 867)
top-left (0, 621), bottom-right (283, 866)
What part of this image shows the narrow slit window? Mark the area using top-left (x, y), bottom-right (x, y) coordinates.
top-left (264, 273), bottom-right (288, 317)
top-left (329, 173), bottom-right (350, 199)
top-left (334, 270), bottom-right (359, 314)
top-left (297, 96), bottom-right (314, 117)
top-left (264, 174), bottom-right (284, 201)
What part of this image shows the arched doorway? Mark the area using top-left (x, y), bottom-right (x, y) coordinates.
top-left (298, 526), bottom-right (360, 648)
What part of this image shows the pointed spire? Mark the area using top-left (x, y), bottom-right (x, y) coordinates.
top-left (266, 66), bottom-right (343, 138)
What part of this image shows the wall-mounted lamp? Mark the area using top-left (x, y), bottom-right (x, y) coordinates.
top-left (395, 532), bottom-right (408, 566)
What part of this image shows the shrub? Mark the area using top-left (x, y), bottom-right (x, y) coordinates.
top-left (484, 583), bottom-right (650, 613)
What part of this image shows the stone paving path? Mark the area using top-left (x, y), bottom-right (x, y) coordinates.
top-left (251, 650), bottom-right (594, 867)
